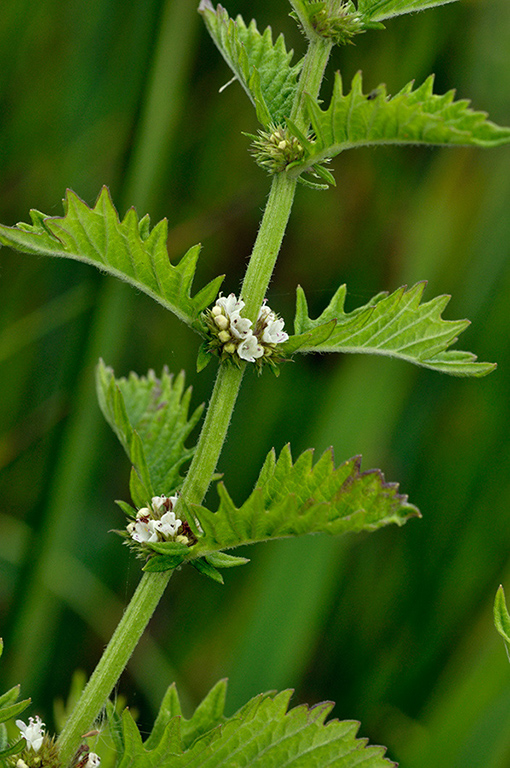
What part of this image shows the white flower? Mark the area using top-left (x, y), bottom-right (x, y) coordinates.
top-left (153, 510), bottom-right (182, 538)
top-left (257, 301), bottom-right (272, 323)
top-left (262, 316), bottom-right (289, 344)
top-left (85, 753), bottom-right (101, 768)
top-left (216, 293), bottom-right (244, 316)
top-left (229, 311), bottom-right (252, 339)
top-left (128, 513), bottom-right (159, 543)
top-left (237, 333), bottom-right (264, 362)
top-left (128, 495), bottom-right (182, 542)
top-left (16, 716), bottom-right (45, 752)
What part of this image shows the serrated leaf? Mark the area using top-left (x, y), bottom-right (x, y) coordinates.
top-left (358, 0), bottom-right (457, 23)
top-left (97, 361), bottom-right (203, 495)
top-left (494, 586), bottom-right (510, 661)
top-left (180, 679), bottom-right (227, 750)
top-left (288, 72), bottom-right (510, 175)
top-left (118, 710), bottom-right (182, 768)
top-left (187, 444), bottom-right (419, 557)
top-left (144, 684), bottom-right (182, 752)
top-left (286, 282), bottom-right (495, 376)
top-left (110, 680), bottom-right (393, 767)
top-left (199, 1), bottom-right (302, 126)
top-left (166, 688), bottom-right (394, 767)
top-left (0, 187), bottom-right (223, 327)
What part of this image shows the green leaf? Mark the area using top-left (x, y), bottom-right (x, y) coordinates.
top-left (0, 699), bottom-right (32, 725)
top-left (110, 680), bottom-right (393, 767)
top-left (204, 551), bottom-right (250, 568)
top-left (180, 679), bottom-right (227, 750)
top-left (143, 684), bottom-right (182, 752)
top-left (191, 558), bottom-right (224, 584)
top-left (143, 554), bottom-right (187, 573)
top-left (97, 361), bottom-right (203, 495)
top-left (198, 1), bottom-right (302, 126)
top-left (494, 586), bottom-right (510, 661)
top-left (0, 187), bottom-right (223, 327)
top-left (106, 700), bottom-right (125, 759)
top-left (358, 0), bottom-right (457, 23)
top-left (187, 444), bottom-right (419, 556)
top-left (288, 72), bottom-right (510, 175)
top-left (0, 642), bottom-right (30, 728)
top-left (0, 739), bottom-right (25, 758)
top-left (286, 282), bottom-right (495, 376)
top-left (170, 689), bottom-right (394, 767)
top-left (0, 685), bottom-right (22, 710)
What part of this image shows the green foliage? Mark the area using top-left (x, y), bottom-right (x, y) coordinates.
top-left (287, 72), bottom-right (510, 175)
top-left (110, 679), bottom-right (395, 767)
top-left (188, 444), bottom-right (419, 557)
top-left (198, 1), bottom-right (303, 126)
top-left (494, 586), bottom-right (510, 660)
top-left (96, 360), bottom-right (203, 501)
top-left (285, 282), bottom-right (495, 376)
top-left (358, 0), bottom-right (458, 23)
top-left (0, 188), bottom-right (223, 328)
top-left (0, 639), bottom-right (30, 760)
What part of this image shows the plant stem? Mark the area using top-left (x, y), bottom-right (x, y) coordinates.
top-left (241, 174), bottom-right (297, 320)
top-left (57, 23), bottom-right (335, 767)
top-left (57, 571), bottom-right (172, 767)
top-left (179, 362), bottom-right (245, 506)
top-left (290, 36), bottom-right (333, 131)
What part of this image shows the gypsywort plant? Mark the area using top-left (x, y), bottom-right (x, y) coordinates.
top-left (1, 0), bottom-right (509, 766)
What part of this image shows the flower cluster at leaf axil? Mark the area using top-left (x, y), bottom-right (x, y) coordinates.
top-left (126, 495), bottom-right (193, 547)
top-left (13, 716), bottom-right (100, 768)
top-left (203, 294), bottom-right (289, 370)
top-left (249, 124), bottom-right (305, 174)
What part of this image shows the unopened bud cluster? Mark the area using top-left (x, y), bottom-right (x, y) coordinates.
top-left (250, 124), bottom-right (305, 174)
top-left (310, 3), bottom-right (365, 45)
top-left (126, 494), bottom-right (193, 547)
top-left (203, 294), bottom-right (289, 370)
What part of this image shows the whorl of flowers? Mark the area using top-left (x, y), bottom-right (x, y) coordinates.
top-left (126, 494), bottom-right (193, 547)
top-left (203, 294), bottom-right (289, 370)
top-left (249, 124), bottom-right (305, 174)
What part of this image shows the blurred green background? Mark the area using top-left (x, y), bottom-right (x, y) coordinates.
top-left (0, 0), bottom-right (509, 765)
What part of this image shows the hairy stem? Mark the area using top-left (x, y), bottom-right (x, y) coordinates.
top-left (57, 23), bottom-right (334, 767)
top-left (57, 571), bottom-right (172, 767)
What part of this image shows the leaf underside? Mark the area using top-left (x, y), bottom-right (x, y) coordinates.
top-left (285, 282), bottom-right (495, 377)
top-left (113, 679), bottom-right (395, 767)
top-left (358, 0), bottom-right (458, 23)
top-left (0, 187), bottom-right (223, 328)
top-left (199, 0), bottom-right (302, 126)
top-left (288, 72), bottom-right (510, 174)
top-left (187, 443), bottom-right (419, 558)
top-left (96, 361), bottom-right (203, 500)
